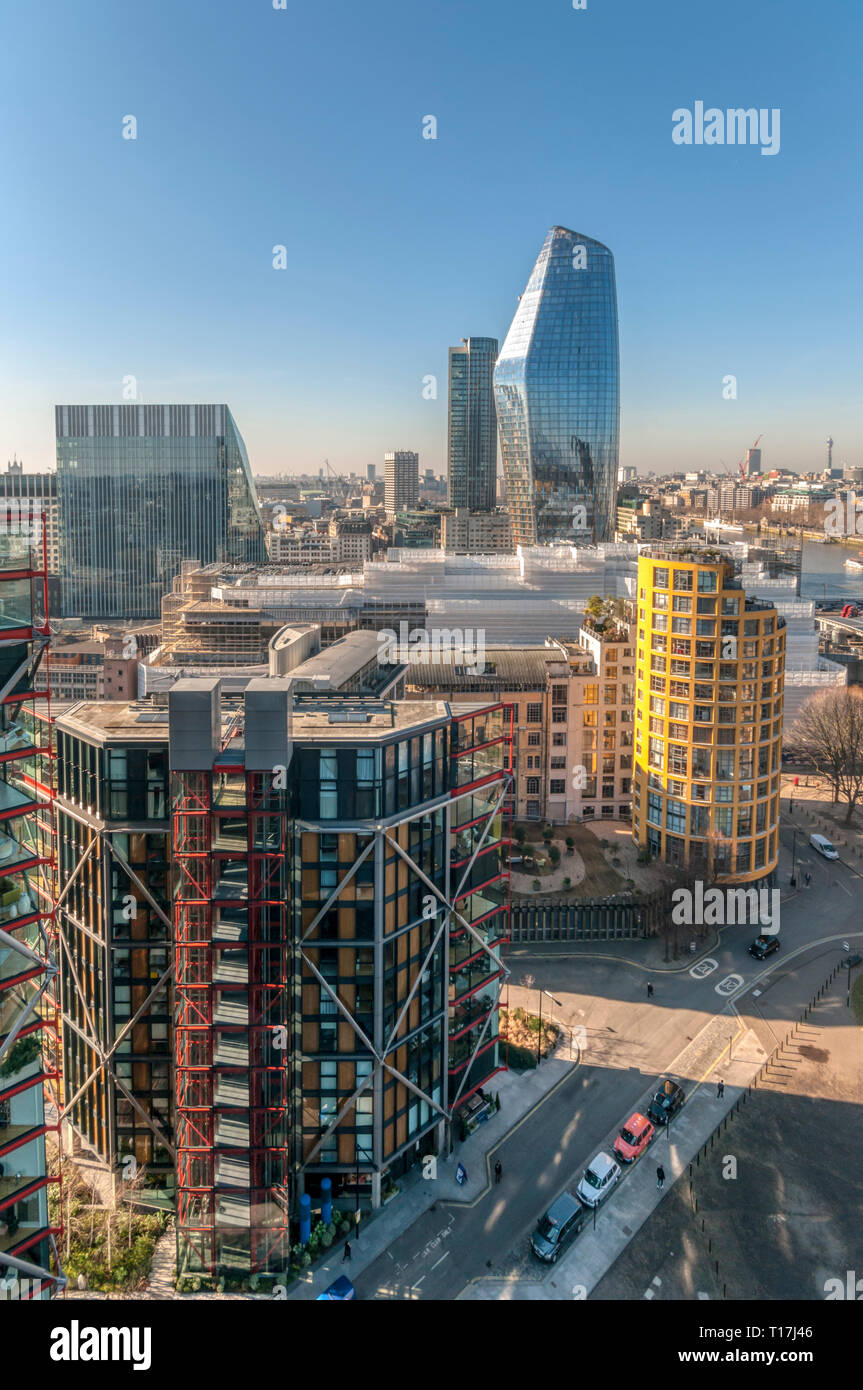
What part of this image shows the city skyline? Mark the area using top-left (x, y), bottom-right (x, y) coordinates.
top-left (1, 1), bottom-right (861, 482)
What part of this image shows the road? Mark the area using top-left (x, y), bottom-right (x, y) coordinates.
top-left (354, 817), bottom-right (863, 1300)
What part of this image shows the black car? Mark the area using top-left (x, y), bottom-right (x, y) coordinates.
top-left (748, 935), bottom-right (780, 960)
top-left (530, 1192), bottom-right (588, 1264)
top-left (647, 1078), bottom-right (685, 1126)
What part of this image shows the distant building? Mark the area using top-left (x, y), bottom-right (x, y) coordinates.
top-left (35, 634), bottom-right (138, 701)
top-left (495, 226), bottom-right (619, 545)
top-left (745, 447), bottom-right (762, 477)
top-left (447, 337), bottom-right (499, 512)
top-left (0, 459), bottom-right (60, 573)
top-left (384, 451), bottom-right (419, 518)
top-left (55, 404), bottom-right (265, 619)
top-left (441, 508), bottom-right (513, 554)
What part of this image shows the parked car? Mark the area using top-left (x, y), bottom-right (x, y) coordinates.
top-left (810, 833), bottom-right (839, 860)
top-left (647, 1078), bottom-right (685, 1127)
top-left (576, 1152), bottom-right (621, 1208)
top-left (316, 1275), bottom-right (356, 1300)
top-left (749, 934), bottom-right (780, 959)
top-left (613, 1112), bottom-right (655, 1163)
top-left (530, 1192), bottom-right (588, 1263)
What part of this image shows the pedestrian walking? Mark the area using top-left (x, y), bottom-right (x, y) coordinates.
top-left (656, 1165), bottom-right (665, 1191)
top-left (494, 1159), bottom-right (502, 1184)
top-left (342, 1240), bottom-right (352, 1262)
top-left (717, 1078), bottom-right (725, 1099)
top-left (789, 797), bottom-right (794, 813)
top-left (805, 871), bottom-right (812, 886)
top-left (647, 982), bottom-right (654, 999)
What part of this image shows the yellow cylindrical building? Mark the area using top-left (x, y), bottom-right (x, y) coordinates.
top-left (633, 546), bottom-right (784, 884)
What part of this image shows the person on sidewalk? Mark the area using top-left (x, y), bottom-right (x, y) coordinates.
top-left (805, 871), bottom-right (812, 886)
top-left (656, 1165), bottom-right (665, 1190)
top-left (494, 1159), bottom-right (502, 1184)
top-left (342, 1240), bottom-right (352, 1262)
top-left (717, 1078), bottom-right (725, 1099)
top-left (646, 982), bottom-right (654, 999)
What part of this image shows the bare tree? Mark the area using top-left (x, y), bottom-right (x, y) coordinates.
top-left (792, 687), bottom-right (863, 823)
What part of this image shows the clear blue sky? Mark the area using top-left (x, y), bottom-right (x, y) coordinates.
top-left (1, 0), bottom-right (860, 478)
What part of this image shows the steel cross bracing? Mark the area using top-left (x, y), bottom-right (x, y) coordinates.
top-left (298, 776), bottom-right (510, 1172)
top-left (52, 827), bottom-right (176, 1163)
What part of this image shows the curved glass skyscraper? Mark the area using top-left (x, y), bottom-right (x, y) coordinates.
top-left (494, 226), bottom-right (619, 546)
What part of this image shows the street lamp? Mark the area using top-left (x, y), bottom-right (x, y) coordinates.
top-left (537, 989), bottom-right (562, 1066)
top-left (843, 950), bottom-right (861, 1009)
top-left (790, 826), bottom-right (798, 887)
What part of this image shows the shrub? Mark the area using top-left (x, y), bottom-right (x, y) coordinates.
top-left (565, 836), bottom-right (574, 850)
top-left (532, 879), bottom-right (541, 891)
top-left (506, 1043), bottom-right (538, 1071)
top-left (0, 1032), bottom-right (41, 1078)
top-left (549, 846), bottom-right (561, 866)
top-left (563, 876), bottom-right (571, 889)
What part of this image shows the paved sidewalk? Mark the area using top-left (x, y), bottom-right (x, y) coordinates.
top-left (457, 1013), bottom-right (768, 1299)
top-left (287, 1041), bottom-right (578, 1299)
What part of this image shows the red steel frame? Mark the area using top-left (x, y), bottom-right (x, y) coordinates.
top-left (447, 703), bottom-right (513, 1110)
top-left (173, 765), bottom-right (290, 1278)
top-left (0, 507), bottom-right (63, 1294)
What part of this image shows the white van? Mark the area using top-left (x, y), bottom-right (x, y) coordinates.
top-left (810, 833), bottom-right (839, 860)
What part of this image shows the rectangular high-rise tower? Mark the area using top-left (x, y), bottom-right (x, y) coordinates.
top-left (55, 404), bottom-right (266, 620)
top-left (447, 337), bottom-right (499, 512)
top-left (384, 451), bottom-right (419, 518)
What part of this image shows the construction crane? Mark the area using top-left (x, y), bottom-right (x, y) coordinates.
top-left (738, 434), bottom-right (763, 478)
top-left (323, 458), bottom-right (349, 505)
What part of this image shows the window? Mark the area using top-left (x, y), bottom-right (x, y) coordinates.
top-left (526, 703), bottom-right (542, 724)
top-left (583, 685), bottom-right (598, 705)
top-left (549, 779), bottom-right (566, 795)
top-left (672, 594), bottom-right (692, 612)
top-left (697, 570), bottom-right (717, 592)
top-left (526, 777), bottom-right (540, 795)
top-left (527, 731), bottom-right (540, 746)
top-left (673, 569), bottom-right (693, 591)
top-left (552, 708), bottom-right (567, 723)
top-left (550, 755), bottom-right (566, 769)
top-left (551, 685), bottom-right (567, 706)
top-left (552, 732), bottom-right (567, 747)
top-left (654, 567), bottom-right (669, 589)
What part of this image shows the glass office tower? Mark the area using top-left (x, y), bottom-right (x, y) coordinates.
top-left (494, 226), bottom-right (619, 546)
top-left (448, 337), bottom-right (499, 512)
top-left (56, 405), bottom-right (266, 620)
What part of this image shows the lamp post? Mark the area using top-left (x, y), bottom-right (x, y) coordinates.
top-left (538, 989), bottom-right (562, 1066)
top-left (789, 826), bottom-right (798, 887)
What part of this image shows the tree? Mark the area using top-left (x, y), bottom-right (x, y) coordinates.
top-left (585, 593), bottom-right (605, 620)
top-left (549, 845), bottom-right (561, 867)
top-left (565, 835), bottom-right (574, 852)
top-left (792, 687), bottom-right (863, 823)
top-left (513, 824), bottom-right (527, 847)
top-left (542, 827), bottom-right (553, 845)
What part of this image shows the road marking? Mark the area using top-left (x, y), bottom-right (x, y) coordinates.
top-left (430, 1253), bottom-right (449, 1272)
top-left (837, 878), bottom-right (853, 897)
top-left (697, 1291), bottom-right (710, 1300)
top-left (690, 958), bottom-right (718, 979)
top-left (644, 1288), bottom-right (655, 1299)
top-left (715, 973), bottom-right (744, 995)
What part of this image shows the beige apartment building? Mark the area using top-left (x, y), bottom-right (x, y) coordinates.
top-left (405, 623), bottom-right (635, 824)
top-left (441, 508), bottom-right (513, 554)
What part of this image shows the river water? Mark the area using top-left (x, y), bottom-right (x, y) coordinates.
top-left (799, 540), bottom-right (863, 604)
